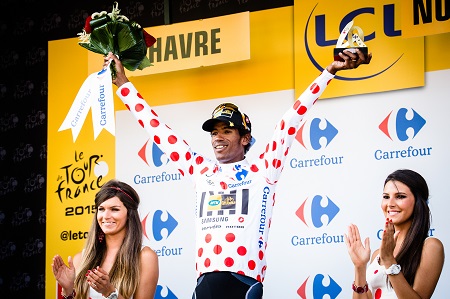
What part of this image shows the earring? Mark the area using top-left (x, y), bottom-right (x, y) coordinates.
top-left (98, 231), bottom-right (105, 243)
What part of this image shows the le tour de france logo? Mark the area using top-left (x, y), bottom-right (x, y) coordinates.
top-left (304, 3), bottom-right (403, 80)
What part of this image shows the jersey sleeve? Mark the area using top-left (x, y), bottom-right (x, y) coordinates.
top-left (115, 82), bottom-right (215, 181)
top-left (258, 69), bottom-right (335, 183)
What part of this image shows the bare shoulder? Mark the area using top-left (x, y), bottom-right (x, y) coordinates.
top-left (424, 237), bottom-right (444, 253)
top-left (140, 246), bottom-right (158, 263)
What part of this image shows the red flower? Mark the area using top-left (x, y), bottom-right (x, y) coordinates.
top-left (143, 30), bottom-right (156, 47)
top-left (84, 16), bottom-right (93, 33)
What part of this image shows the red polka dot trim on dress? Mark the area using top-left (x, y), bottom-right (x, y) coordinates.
top-left (374, 288), bottom-right (382, 299)
top-left (198, 248), bottom-right (203, 257)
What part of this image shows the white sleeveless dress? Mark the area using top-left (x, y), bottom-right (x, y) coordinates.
top-left (366, 254), bottom-right (398, 299)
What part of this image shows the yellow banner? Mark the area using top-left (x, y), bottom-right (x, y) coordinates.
top-left (88, 12), bottom-right (250, 76)
top-left (47, 38), bottom-right (116, 298)
top-left (401, 0), bottom-right (450, 38)
top-left (294, 0), bottom-right (424, 99)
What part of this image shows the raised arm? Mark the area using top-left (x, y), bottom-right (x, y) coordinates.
top-left (260, 49), bottom-right (372, 183)
top-left (344, 224), bottom-right (372, 299)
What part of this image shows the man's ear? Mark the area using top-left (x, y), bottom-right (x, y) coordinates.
top-left (241, 133), bottom-right (251, 145)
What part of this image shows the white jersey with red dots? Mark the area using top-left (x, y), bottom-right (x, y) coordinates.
top-left (116, 70), bottom-right (335, 282)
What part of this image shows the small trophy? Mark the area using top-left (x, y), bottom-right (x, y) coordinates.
top-left (334, 20), bottom-right (368, 61)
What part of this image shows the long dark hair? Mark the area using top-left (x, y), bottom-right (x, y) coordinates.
top-left (74, 179), bottom-right (142, 299)
top-left (385, 169), bottom-right (430, 286)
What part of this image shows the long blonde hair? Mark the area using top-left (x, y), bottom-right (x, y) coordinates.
top-left (74, 179), bottom-right (143, 299)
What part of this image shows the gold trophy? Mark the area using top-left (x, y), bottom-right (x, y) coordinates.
top-left (334, 20), bottom-right (368, 61)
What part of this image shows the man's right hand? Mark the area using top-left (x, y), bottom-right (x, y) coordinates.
top-left (104, 52), bottom-right (130, 87)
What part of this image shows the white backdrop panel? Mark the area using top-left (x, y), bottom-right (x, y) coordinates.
top-left (116, 69), bottom-right (449, 298)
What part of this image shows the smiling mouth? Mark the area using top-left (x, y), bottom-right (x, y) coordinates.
top-left (388, 211), bottom-right (399, 216)
top-left (214, 145), bottom-right (227, 150)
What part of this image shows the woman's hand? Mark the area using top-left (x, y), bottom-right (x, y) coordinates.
top-left (51, 255), bottom-right (75, 294)
top-left (379, 218), bottom-right (399, 265)
top-left (86, 266), bottom-right (116, 298)
top-left (345, 223), bottom-right (371, 267)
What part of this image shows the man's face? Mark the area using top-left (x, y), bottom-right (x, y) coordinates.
top-left (210, 122), bottom-right (250, 164)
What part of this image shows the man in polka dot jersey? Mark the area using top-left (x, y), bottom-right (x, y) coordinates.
top-left (104, 49), bottom-right (371, 299)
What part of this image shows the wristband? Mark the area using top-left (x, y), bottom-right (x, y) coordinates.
top-left (352, 282), bottom-right (368, 294)
top-left (103, 288), bottom-right (118, 299)
top-left (61, 289), bottom-right (75, 299)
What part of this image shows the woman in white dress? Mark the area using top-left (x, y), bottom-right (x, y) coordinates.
top-left (52, 179), bottom-right (159, 299)
top-left (345, 169), bottom-right (444, 299)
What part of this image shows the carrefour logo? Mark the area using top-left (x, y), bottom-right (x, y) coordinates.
top-left (155, 285), bottom-right (178, 299)
top-left (297, 275), bottom-right (342, 299)
top-left (141, 210), bottom-right (178, 241)
top-left (379, 108), bottom-right (426, 141)
top-left (290, 118), bottom-right (343, 169)
top-left (374, 107), bottom-right (432, 161)
top-left (292, 195), bottom-right (343, 247)
top-left (296, 118), bottom-right (338, 150)
top-left (138, 139), bottom-right (169, 167)
top-left (296, 195), bottom-right (339, 228)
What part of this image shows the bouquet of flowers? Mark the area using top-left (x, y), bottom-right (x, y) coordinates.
top-left (77, 2), bottom-right (156, 73)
